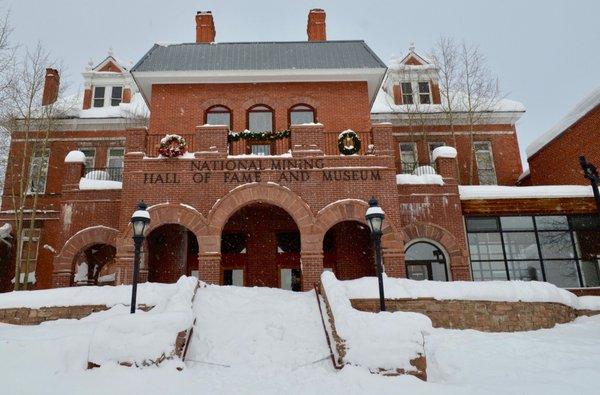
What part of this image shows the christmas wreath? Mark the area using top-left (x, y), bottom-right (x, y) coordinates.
top-left (158, 134), bottom-right (187, 158)
top-left (228, 129), bottom-right (290, 143)
top-left (338, 130), bottom-right (361, 155)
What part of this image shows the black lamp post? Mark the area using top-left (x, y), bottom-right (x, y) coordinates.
top-left (365, 197), bottom-right (386, 312)
top-left (130, 201), bottom-right (150, 314)
top-left (579, 156), bottom-right (600, 217)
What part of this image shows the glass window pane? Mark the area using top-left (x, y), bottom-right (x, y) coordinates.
top-left (502, 232), bottom-right (539, 260)
top-left (93, 87), bottom-right (105, 107)
top-left (251, 145), bottom-right (270, 155)
top-left (29, 150), bottom-right (49, 193)
top-left (535, 216), bottom-right (569, 230)
top-left (538, 232), bottom-right (575, 259)
top-left (249, 111), bottom-right (272, 132)
top-left (570, 215), bottom-right (600, 231)
top-left (401, 82), bottom-right (413, 94)
top-left (468, 233), bottom-right (504, 260)
top-left (206, 112), bottom-right (231, 128)
top-left (466, 217), bottom-right (499, 232)
top-left (543, 260), bottom-right (580, 288)
top-left (471, 261), bottom-right (507, 281)
top-left (290, 111), bottom-right (314, 125)
top-left (500, 216), bottom-right (534, 231)
top-left (79, 149), bottom-right (95, 171)
top-left (406, 242), bottom-right (444, 261)
top-left (580, 260), bottom-right (600, 287)
top-left (111, 86), bottom-right (122, 106)
top-left (407, 264), bottom-right (430, 281)
top-left (507, 260), bottom-right (542, 281)
top-left (418, 82), bottom-right (430, 94)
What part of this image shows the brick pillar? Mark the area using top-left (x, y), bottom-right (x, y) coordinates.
top-left (290, 124), bottom-right (324, 157)
top-left (301, 251), bottom-right (323, 291)
top-left (63, 161), bottom-right (84, 191)
top-left (435, 149), bottom-right (458, 185)
top-left (122, 88), bottom-right (132, 104)
top-left (371, 123), bottom-right (394, 156)
top-left (51, 269), bottom-right (71, 288)
top-left (383, 248), bottom-right (406, 278)
top-left (126, 127), bottom-right (148, 154)
top-left (82, 88), bottom-right (92, 109)
top-left (196, 125), bottom-right (228, 158)
top-left (198, 253), bottom-right (221, 284)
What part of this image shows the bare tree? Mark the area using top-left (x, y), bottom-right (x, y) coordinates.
top-left (0, 7), bottom-right (15, 199)
top-left (5, 42), bottom-right (64, 290)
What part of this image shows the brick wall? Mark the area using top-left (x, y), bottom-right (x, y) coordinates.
top-left (0, 304), bottom-right (154, 325)
top-left (528, 104), bottom-right (600, 185)
top-left (350, 298), bottom-right (600, 332)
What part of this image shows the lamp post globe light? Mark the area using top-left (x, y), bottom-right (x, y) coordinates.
top-left (579, 156), bottom-right (600, 217)
top-left (130, 201), bottom-right (150, 314)
top-left (365, 197), bottom-right (386, 312)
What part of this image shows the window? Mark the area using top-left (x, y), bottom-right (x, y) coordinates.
top-left (248, 105), bottom-right (273, 133)
top-left (418, 82), bottom-right (431, 104)
top-left (428, 142), bottom-right (445, 165)
top-left (276, 232), bottom-right (300, 253)
top-left (399, 143), bottom-right (418, 174)
top-left (401, 82), bottom-right (413, 104)
top-left (251, 144), bottom-right (271, 156)
top-left (28, 149), bottom-right (49, 194)
top-left (474, 142), bottom-right (497, 185)
top-left (289, 104), bottom-right (315, 126)
top-left (222, 233), bottom-right (246, 254)
top-left (93, 87), bottom-right (105, 107)
top-left (107, 148), bottom-right (124, 181)
top-left (111, 86), bottom-right (123, 106)
top-left (280, 268), bottom-right (302, 291)
top-left (223, 269), bottom-right (244, 286)
top-left (205, 105), bottom-right (232, 129)
top-left (405, 241), bottom-right (448, 281)
top-left (466, 215), bottom-right (600, 288)
top-left (79, 148), bottom-right (96, 172)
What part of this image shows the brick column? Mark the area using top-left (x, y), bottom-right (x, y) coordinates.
top-left (196, 125), bottom-right (228, 158)
top-left (125, 127), bottom-right (148, 153)
top-left (63, 161), bottom-right (84, 191)
top-left (198, 253), bottom-right (221, 284)
top-left (290, 124), bottom-right (324, 157)
top-left (51, 269), bottom-right (72, 288)
top-left (301, 251), bottom-right (323, 291)
top-left (371, 123), bottom-right (394, 156)
top-left (436, 155), bottom-right (458, 185)
top-left (382, 248), bottom-right (406, 278)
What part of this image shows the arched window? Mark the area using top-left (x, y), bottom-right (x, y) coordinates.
top-left (289, 104), bottom-right (315, 126)
top-left (205, 105), bottom-right (232, 129)
top-left (405, 241), bottom-right (448, 281)
top-left (248, 104), bottom-right (273, 133)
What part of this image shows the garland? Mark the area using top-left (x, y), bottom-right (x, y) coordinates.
top-left (338, 130), bottom-right (361, 155)
top-left (158, 134), bottom-right (187, 158)
top-left (228, 129), bottom-right (290, 143)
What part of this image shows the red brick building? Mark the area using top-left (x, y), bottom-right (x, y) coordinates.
top-left (1, 9), bottom-right (599, 294)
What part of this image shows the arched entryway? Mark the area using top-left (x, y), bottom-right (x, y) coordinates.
top-left (73, 244), bottom-right (116, 285)
top-left (405, 241), bottom-right (448, 281)
top-left (146, 224), bottom-right (199, 283)
top-left (221, 203), bottom-right (301, 290)
top-left (323, 221), bottom-right (375, 280)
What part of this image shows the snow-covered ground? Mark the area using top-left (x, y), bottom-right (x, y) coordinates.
top-left (1, 284), bottom-right (600, 394)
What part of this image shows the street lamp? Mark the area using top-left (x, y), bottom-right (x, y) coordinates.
top-left (579, 156), bottom-right (600, 217)
top-left (130, 201), bottom-right (150, 314)
top-left (365, 197), bottom-right (386, 312)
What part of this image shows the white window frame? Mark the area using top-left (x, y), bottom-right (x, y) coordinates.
top-left (418, 81), bottom-right (432, 104)
top-left (474, 141), bottom-right (498, 185)
top-left (399, 142), bottom-right (418, 174)
top-left (93, 86), bottom-right (123, 108)
top-left (28, 149), bottom-right (50, 194)
top-left (400, 82), bottom-right (414, 104)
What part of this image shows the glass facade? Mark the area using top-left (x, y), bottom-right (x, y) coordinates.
top-left (466, 215), bottom-right (600, 288)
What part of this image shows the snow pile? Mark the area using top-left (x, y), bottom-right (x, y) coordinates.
top-left (64, 150), bottom-right (86, 163)
top-left (88, 276), bottom-right (198, 366)
top-left (335, 275), bottom-right (582, 308)
top-left (526, 86), bottom-right (600, 158)
top-left (11, 271), bottom-right (36, 285)
top-left (0, 223), bottom-right (11, 246)
top-left (0, 280), bottom-right (188, 309)
top-left (79, 92), bottom-right (149, 119)
top-left (321, 272), bottom-right (431, 372)
top-left (79, 178), bottom-right (122, 190)
top-left (459, 185), bottom-right (594, 200)
top-left (578, 296), bottom-right (600, 311)
top-left (396, 173), bottom-right (444, 185)
top-left (431, 146), bottom-right (457, 162)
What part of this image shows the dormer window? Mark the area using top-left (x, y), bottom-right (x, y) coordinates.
top-left (401, 82), bottom-right (414, 104)
top-left (418, 82), bottom-right (431, 104)
top-left (92, 86), bottom-right (124, 108)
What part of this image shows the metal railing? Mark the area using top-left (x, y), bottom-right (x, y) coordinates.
top-left (84, 167), bottom-right (123, 182)
top-left (401, 162), bottom-right (438, 175)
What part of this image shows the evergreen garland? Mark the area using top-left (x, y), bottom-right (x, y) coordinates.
top-left (158, 134), bottom-right (187, 158)
top-left (228, 129), bottom-right (290, 143)
top-left (338, 130), bottom-right (361, 155)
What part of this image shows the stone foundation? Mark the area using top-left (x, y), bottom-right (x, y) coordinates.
top-left (0, 304), bottom-right (152, 325)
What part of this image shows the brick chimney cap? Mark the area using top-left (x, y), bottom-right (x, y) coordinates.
top-left (197, 10), bottom-right (212, 15)
top-left (310, 8), bottom-right (325, 12)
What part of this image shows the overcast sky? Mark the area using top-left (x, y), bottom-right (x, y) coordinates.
top-left (5, 0), bottom-right (600, 165)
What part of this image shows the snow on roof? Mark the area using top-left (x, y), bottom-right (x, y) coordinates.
top-left (459, 185), bottom-right (594, 200)
top-left (526, 86), bottom-right (600, 158)
top-left (51, 91), bottom-right (149, 119)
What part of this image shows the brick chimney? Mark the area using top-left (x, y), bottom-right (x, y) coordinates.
top-left (196, 11), bottom-right (215, 43)
top-left (307, 9), bottom-right (326, 41)
top-left (42, 68), bottom-right (60, 106)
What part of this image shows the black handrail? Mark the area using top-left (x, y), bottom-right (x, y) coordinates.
top-left (84, 167), bottom-right (123, 182)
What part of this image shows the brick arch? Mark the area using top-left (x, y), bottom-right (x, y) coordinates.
top-left (54, 226), bottom-right (119, 274)
top-left (206, 183), bottom-right (315, 251)
top-left (315, 199), bottom-right (403, 249)
top-left (400, 222), bottom-right (465, 264)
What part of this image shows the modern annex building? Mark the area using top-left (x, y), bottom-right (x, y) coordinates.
top-left (1, 10), bottom-right (599, 294)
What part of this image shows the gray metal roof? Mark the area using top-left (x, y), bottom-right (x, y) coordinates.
top-left (131, 40), bottom-right (386, 72)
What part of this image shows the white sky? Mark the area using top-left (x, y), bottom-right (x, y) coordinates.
top-left (6, 0), bottom-right (600, 166)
